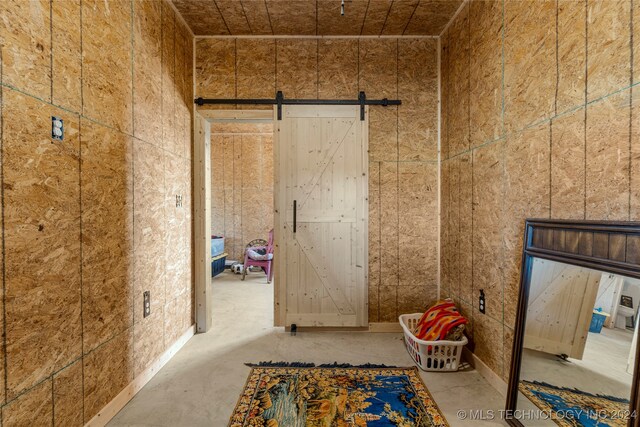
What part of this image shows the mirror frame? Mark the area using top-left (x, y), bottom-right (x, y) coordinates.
top-left (506, 219), bottom-right (640, 427)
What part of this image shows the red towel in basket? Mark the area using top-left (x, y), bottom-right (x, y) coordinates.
top-left (413, 299), bottom-right (467, 341)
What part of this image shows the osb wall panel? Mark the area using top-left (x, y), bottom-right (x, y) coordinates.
top-left (134, 0), bottom-right (163, 147)
top-left (586, 0), bottom-right (631, 102)
top-left (0, 0), bottom-right (51, 102)
top-left (441, 0), bottom-right (637, 380)
top-left (210, 125), bottom-right (274, 262)
top-left (503, 0), bottom-right (556, 134)
top-left (3, 90), bottom-right (81, 399)
top-left (195, 37), bottom-right (439, 322)
top-left (82, 0), bottom-right (133, 133)
top-left (318, 40), bottom-right (358, 99)
top-left (446, 3), bottom-right (469, 157)
top-left (52, 0), bottom-right (82, 112)
top-left (468, 0), bottom-right (502, 147)
top-left (0, 0), bottom-right (194, 422)
top-left (81, 120), bottom-right (134, 354)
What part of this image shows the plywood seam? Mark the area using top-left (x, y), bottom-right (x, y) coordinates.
top-left (130, 0), bottom-right (135, 139)
top-left (213, 0), bottom-right (232, 35)
top-left (401, 1), bottom-right (420, 36)
top-left (629, 0), bottom-right (634, 221)
top-left (49, 0), bottom-right (53, 104)
top-left (78, 115), bottom-right (86, 422)
top-left (583, 0), bottom-right (588, 220)
top-left (0, 46), bottom-right (6, 407)
top-left (193, 35), bottom-right (439, 39)
top-left (263, 0), bottom-right (274, 35)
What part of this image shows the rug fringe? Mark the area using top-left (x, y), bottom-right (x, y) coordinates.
top-left (245, 361), bottom-right (399, 368)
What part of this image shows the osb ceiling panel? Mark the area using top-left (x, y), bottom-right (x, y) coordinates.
top-left (172, 0), bottom-right (463, 36)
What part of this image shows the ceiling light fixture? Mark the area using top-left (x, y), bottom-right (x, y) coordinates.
top-left (341, 0), bottom-right (345, 16)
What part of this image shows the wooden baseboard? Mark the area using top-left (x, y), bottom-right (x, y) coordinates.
top-left (368, 322), bottom-right (403, 333)
top-left (463, 347), bottom-right (508, 397)
top-left (85, 324), bottom-right (196, 427)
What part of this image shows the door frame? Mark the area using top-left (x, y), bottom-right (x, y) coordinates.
top-left (273, 105), bottom-right (369, 328)
top-left (193, 109), bottom-right (274, 333)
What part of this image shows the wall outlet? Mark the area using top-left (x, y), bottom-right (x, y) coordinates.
top-left (52, 116), bottom-right (64, 141)
top-left (143, 291), bottom-right (151, 318)
top-left (479, 289), bottom-right (486, 314)
top-left (176, 194), bottom-right (183, 208)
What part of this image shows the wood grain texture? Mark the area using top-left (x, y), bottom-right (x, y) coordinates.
top-left (237, 39), bottom-right (276, 102)
top-left (0, 0), bottom-right (51, 101)
top-left (503, 123), bottom-right (551, 328)
top-left (469, 0), bottom-right (502, 147)
top-left (447, 2), bottom-right (469, 156)
top-left (504, 0), bottom-right (556, 133)
top-left (633, 86), bottom-right (640, 221)
top-left (585, 90), bottom-right (631, 220)
top-left (440, 160), bottom-right (450, 299)
top-left (276, 39), bottom-right (318, 98)
top-left (3, 90), bottom-right (81, 399)
top-left (242, 0), bottom-right (273, 35)
top-left (379, 162), bottom-right (399, 322)
top-left (398, 38), bottom-right (438, 161)
top-left (381, 0), bottom-right (419, 35)
top-left (458, 153), bottom-right (473, 304)
top-left (360, 0), bottom-right (392, 35)
top-left (586, 0), bottom-right (631, 102)
top-left (551, 109), bottom-right (586, 220)
top-left (266, 0), bottom-right (316, 35)
top-left (172, 0), bottom-right (229, 35)
top-left (52, 0), bottom-right (82, 112)
top-left (318, 39), bottom-right (358, 99)
top-left (165, 153), bottom-right (190, 303)
top-left (134, 310), bottom-right (165, 376)
top-left (2, 379), bottom-right (52, 427)
top-left (358, 39), bottom-right (398, 99)
top-left (398, 162), bottom-right (438, 296)
top-left (53, 360), bottom-right (83, 427)
top-left (405, 0), bottom-right (463, 35)
top-left (440, 32), bottom-right (450, 160)
top-left (473, 307), bottom-right (504, 377)
top-left (317, 0), bottom-right (369, 35)
top-left (472, 141), bottom-right (504, 321)
top-left (162, 1), bottom-right (177, 150)
top-left (216, 0), bottom-right (252, 34)
top-left (81, 120), bottom-right (134, 353)
top-left (368, 162), bottom-right (381, 322)
top-left (557, 0), bottom-right (586, 113)
top-left (196, 38), bottom-right (236, 103)
top-left (82, 0), bottom-right (133, 133)
top-left (133, 140), bottom-right (167, 320)
top-left (83, 329), bottom-right (134, 421)
top-left (134, 0), bottom-right (163, 147)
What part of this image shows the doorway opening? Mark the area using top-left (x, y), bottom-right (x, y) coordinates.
top-left (209, 114), bottom-right (275, 326)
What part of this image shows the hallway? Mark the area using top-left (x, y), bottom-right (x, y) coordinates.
top-left (110, 273), bottom-right (505, 426)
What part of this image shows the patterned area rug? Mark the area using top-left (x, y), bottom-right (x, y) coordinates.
top-left (229, 365), bottom-right (449, 426)
top-left (519, 380), bottom-right (631, 427)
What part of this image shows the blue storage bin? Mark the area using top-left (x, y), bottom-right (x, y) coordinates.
top-left (211, 236), bottom-right (225, 257)
top-left (589, 310), bottom-right (609, 333)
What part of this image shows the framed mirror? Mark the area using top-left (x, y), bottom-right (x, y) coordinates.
top-left (506, 219), bottom-right (640, 427)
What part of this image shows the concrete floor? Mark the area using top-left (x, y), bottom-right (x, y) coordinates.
top-left (521, 326), bottom-right (635, 399)
top-left (109, 272), bottom-right (506, 426)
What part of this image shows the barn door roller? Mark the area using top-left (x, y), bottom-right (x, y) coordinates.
top-left (194, 91), bottom-right (401, 121)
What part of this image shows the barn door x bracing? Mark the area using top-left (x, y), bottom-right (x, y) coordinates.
top-left (275, 105), bottom-right (368, 328)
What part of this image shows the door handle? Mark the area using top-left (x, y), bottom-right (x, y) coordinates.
top-left (293, 200), bottom-right (297, 233)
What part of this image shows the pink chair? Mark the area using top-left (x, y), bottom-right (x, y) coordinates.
top-left (241, 229), bottom-right (274, 283)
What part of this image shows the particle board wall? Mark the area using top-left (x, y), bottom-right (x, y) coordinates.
top-left (0, 0), bottom-right (194, 424)
top-left (440, 0), bottom-right (639, 381)
top-left (196, 37), bottom-right (440, 321)
top-left (210, 122), bottom-right (274, 261)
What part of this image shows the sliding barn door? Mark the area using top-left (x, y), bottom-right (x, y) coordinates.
top-left (524, 258), bottom-right (602, 359)
top-left (274, 105), bottom-right (368, 328)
